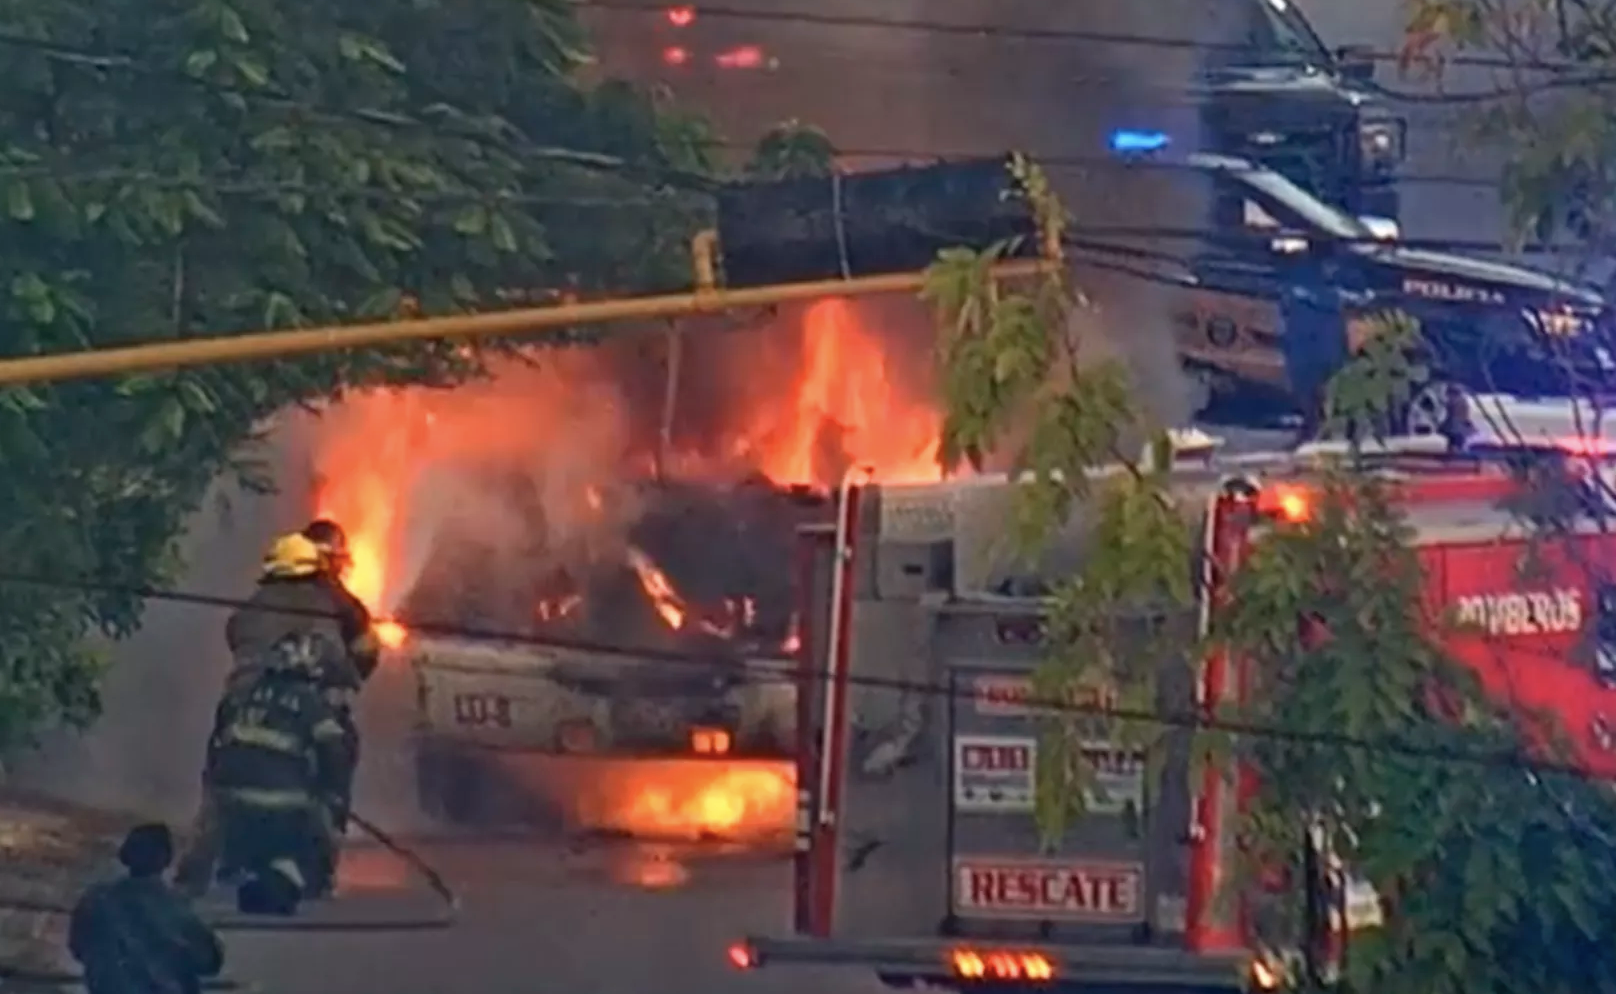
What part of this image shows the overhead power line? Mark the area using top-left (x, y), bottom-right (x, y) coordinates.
top-left (0, 564), bottom-right (1604, 787)
top-left (575, 0), bottom-right (1569, 72)
top-left (0, 16), bottom-right (1600, 157)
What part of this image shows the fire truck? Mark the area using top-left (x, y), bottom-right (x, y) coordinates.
top-left (730, 398), bottom-right (1616, 991)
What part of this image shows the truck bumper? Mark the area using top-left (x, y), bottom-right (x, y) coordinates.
top-left (732, 935), bottom-right (1251, 991)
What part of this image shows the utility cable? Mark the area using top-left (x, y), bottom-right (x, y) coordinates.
top-left (0, 17), bottom-right (1600, 146)
top-left (576, 0), bottom-right (1577, 73)
top-left (0, 565), bottom-right (1605, 787)
top-left (0, 26), bottom-right (1555, 192)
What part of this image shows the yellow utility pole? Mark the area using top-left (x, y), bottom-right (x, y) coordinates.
top-left (0, 232), bottom-right (1047, 387)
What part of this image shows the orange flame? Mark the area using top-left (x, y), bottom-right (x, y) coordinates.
top-left (313, 397), bottom-right (429, 649)
top-left (626, 546), bottom-right (687, 629)
top-left (309, 297), bottom-right (946, 663)
top-left (752, 298), bottom-right (942, 486)
top-left (608, 763), bottom-right (794, 840)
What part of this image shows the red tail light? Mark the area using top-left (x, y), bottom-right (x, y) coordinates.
top-left (726, 942), bottom-right (756, 969)
top-left (948, 949), bottom-right (1055, 981)
top-left (666, 5), bottom-right (695, 26)
top-left (691, 726), bottom-right (732, 755)
top-left (662, 45), bottom-right (689, 65)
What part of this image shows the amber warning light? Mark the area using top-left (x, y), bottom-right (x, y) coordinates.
top-left (1257, 484), bottom-right (1311, 523)
top-left (949, 949), bottom-right (1056, 982)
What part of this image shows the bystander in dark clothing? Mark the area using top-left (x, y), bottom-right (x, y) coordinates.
top-left (69, 823), bottom-right (223, 994)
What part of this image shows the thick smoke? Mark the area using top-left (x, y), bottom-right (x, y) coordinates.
top-left (10, 420), bottom-right (314, 819)
top-left (587, 0), bottom-right (1232, 428)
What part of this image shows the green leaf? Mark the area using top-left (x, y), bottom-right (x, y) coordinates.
top-left (231, 52), bottom-right (269, 87)
top-left (218, 6), bottom-right (249, 43)
top-left (7, 182), bottom-right (34, 220)
top-left (489, 213), bottom-right (517, 252)
top-left (453, 204), bottom-right (486, 235)
top-left (184, 49), bottom-right (219, 75)
top-left (178, 379), bottom-right (217, 413)
top-left (182, 191), bottom-right (223, 228)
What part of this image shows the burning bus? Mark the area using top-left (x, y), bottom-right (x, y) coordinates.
top-left (306, 295), bottom-right (944, 839)
top-left (399, 477), bottom-right (828, 827)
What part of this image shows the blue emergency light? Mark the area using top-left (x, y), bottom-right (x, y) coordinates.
top-left (1109, 129), bottom-right (1170, 153)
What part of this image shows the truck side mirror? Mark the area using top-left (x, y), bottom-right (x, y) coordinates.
top-left (1335, 45), bottom-right (1376, 82)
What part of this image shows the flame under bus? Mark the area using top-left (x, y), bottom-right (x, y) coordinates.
top-left (406, 633), bottom-right (797, 841)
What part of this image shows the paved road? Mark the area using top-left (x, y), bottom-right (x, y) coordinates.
top-left (223, 839), bottom-right (879, 994)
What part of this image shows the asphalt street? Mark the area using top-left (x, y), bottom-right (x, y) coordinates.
top-left (222, 839), bottom-right (874, 994)
top-left (20, 1), bottom-right (1517, 992)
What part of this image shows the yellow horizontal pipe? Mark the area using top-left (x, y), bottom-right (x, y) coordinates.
top-left (0, 261), bottom-right (1049, 387)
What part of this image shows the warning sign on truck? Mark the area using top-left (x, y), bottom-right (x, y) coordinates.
top-left (954, 735), bottom-right (1035, 811)
top-left (1079, 742), bottom-right (1145, 815)
top-left (969, 674), bottom-right (1117, 718)
top-left (953, 857), bottom-right (1144, 921)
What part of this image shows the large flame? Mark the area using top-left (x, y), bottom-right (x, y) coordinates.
top-left (311, 296), bottom-right (945, 639)
top-left (556, 758), bottom-right (796, 843)
top-left (751, 298), bottom-right (942, 484)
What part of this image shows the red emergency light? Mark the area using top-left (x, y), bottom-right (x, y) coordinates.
top-left (715, 44), bottom-right (765, 69)
top-left (948, 948), bottom-right (1056, 981)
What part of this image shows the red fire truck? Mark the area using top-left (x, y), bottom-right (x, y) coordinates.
top-left (730, 400), bottom-right (1616, 992)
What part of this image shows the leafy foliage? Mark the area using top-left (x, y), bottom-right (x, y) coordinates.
top-left (1217, 475), bottom-right (1616, 994)
top-left (1326, 309), bottom-right (1429, 438)
top-left (0, 0), bottom-right (748, 747)
top-left (923, 156), bottom-right (1193, 841)
top-left (926, 158), bottom-right (1616, 993)
top-left (1402, 0), bottom-right (1616, 248)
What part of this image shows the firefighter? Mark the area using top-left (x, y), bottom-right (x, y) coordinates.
top-left (207, 631), bottom-right (352, 914)
top-left (224, 524), bottom-right (378, 693)
top-left (229, 524), bottom-right (376, 822)
top-left (69, 823), bottom-right (224, 994)
top-left (177, 528), bottom-right (374, 895)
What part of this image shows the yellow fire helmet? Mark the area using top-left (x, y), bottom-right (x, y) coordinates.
top-left (261, 532), bottom-right (324, 579)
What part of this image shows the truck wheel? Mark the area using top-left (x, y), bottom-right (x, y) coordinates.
top-left (415, 743), bottom-right (483, 827)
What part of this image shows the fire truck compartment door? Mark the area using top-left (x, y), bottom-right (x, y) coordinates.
top-left (940, 606), bottom-right (1196, 946)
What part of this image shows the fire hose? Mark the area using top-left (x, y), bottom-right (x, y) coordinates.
top-left (0, 809), bottom-right (458, 989)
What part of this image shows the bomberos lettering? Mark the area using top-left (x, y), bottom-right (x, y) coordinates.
top-left (1454, 587), bottom-right (1581, 636)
